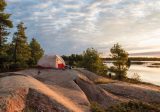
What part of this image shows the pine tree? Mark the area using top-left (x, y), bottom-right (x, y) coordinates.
top-left (110, 43), bottom-right (129, 80)
top-left (0, 0), bottom-right (13, 47)
top-left (0, 0), bottom-right (13, 72)
top-left (12, 22), bottom-right (31, 68)
top-left (0, 0), bottom-right (7, 11)
top-left (29, 38), bottom-right (44, 65)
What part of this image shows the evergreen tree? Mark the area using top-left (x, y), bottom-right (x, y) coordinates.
top-left (82, 48), bottom-right (107, 75)
top-left (0, 0), bottom-right (13, 72)
top-left (0, 0), bottom-right (13, 47)
top-left (0, 0), bottom-right (7, 11)
top-left (29, 38), bottom-right (44, 65)
top-left (110, 43), bottom-right (129, 80)
top-left (12, 22), bottom-right (31, 68)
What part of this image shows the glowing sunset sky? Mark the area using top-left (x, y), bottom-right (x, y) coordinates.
top-left (6, 0), bottom-right (160, 57)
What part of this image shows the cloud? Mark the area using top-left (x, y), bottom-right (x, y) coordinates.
top-left (5, 0), bottom-right (160, 56)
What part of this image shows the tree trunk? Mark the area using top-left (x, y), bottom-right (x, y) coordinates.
top-left (14, 39), bottom-right (17, 64)
top-left (0, 26), bottom-right (2, 47)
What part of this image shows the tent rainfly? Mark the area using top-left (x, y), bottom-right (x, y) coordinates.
top-left (37, 55), bottom-right (65, 69)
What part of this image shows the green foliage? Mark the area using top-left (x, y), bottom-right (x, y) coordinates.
top-left (29, 38), bottom-right (44, 66)
top-left (0, 4), bottom-right (13, 46)
top-left (91, 101), bottom-right (160, 112)
top-left (24, 107), bottom-right (36, 112)
top-left (82, 48), bottom-right (107, 75)
top-left (0, 2), bottom-right (44, 72)
top-left (0, 0), bottom-right (6, 11)
top-left (110, 43), bottom-right (129, 80)
top-left (106, 101), bottom-right (160, 112)
top-left (0, 0), bottom-right (13, 72)
top-left (62, 54), bottom-right (83, 67)
top-left (11, 22), bottom-right (31, 68)
top-left (0, 47), bottom-right (11, 72)
top-left (91, 102), bottom-right (105, 112)
top-left (63, 48), bottom-right (107, 75)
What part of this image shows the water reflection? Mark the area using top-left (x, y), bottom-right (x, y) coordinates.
top-left (105, 61), bottom-right (160, 86)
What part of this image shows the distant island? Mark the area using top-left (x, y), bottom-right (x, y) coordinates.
top-left (103, 57), bottom-right (160, 61)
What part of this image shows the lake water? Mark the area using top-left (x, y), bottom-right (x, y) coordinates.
top-left (105, 61), bottom-right (160, 86)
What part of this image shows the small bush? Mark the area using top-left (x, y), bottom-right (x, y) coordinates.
top-left (23, 107), bottom-right (36, 112)
top-left (91, 102), bottom-right (105, 112)
top-left (106, 101), bottom-right (160, 112)
top-left (130, 73), bottom-right (141, 82)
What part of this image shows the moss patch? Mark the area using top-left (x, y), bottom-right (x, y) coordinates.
top-left (106, 101), bottom-right (160, 112)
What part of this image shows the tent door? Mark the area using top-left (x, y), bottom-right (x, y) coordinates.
top-left (58, 64), bottom-right (64, 69)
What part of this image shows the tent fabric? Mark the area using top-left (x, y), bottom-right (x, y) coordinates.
top-left (37, 55), bottom-right (65, 69)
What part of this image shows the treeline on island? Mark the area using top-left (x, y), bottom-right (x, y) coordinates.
top-left (0, 0), bottom-right (44, 72)
top-left (104, 57), bottom-right (160, 61)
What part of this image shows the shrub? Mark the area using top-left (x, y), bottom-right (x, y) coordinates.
top-left (106, 101), bottom-right (160, 112)
top-left (130, 73), bottom-right (141, 82)
top-left (23, 107), bottom-right (36, 112)
top-left (91, 102), bottom-right (105, 112)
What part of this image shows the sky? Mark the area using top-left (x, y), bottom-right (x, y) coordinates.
top-left (5, 0), bottom-right (160, 57)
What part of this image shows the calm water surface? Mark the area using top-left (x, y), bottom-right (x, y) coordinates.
top-left (106, 61), bottom-right (160, 86)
